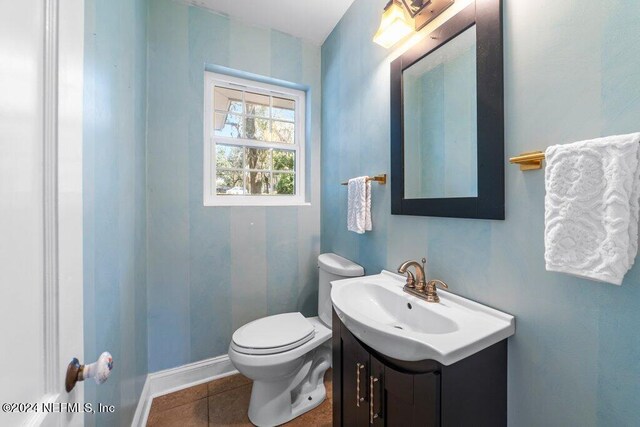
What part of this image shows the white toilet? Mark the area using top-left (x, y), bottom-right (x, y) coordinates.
top-left (228, 253), bottom-right (364, 426)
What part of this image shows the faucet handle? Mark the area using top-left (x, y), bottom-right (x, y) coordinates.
top-left (428, 279), bottom-right (448, 290)
top-left (424, 280), bottom-right (448, 303)
top-left (403, 271), bottom-right (416, 288)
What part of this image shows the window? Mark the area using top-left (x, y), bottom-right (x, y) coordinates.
top-left (204, 72), bottom-right (306, 206)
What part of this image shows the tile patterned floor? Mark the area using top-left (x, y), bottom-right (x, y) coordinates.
top-left (146, 370), bottom-right (332, 427)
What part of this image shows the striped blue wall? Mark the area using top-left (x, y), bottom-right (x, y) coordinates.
top-left (146, 0), bottom-right (322, 372)
top-left (83, 0), bottom-right (148, 425)
top-left (322, 0), bottom-right (640, 425)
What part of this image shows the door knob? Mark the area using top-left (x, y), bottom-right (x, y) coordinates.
top-left (65, 352), bottom-right (113, 392)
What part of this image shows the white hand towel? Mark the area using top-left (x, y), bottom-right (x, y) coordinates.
top-left (347, 176), bottom-right (372, 234)
top-left (544, 132), bottom-right (640, 285)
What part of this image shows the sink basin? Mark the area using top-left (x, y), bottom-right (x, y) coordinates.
top-left (331, 271), bottom-right (515, 365)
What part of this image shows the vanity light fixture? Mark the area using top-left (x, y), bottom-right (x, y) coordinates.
top-left (373, 0), bottom-right (413, 48)
top-left (373, 0), bottom-right (456, 49)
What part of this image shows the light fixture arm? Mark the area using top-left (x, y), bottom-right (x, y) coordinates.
top-left (401, 0), bottom-right (428, 18)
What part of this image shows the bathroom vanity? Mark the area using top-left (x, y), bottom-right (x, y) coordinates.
top-left (333, 313), bottom-right (507, 426)
top-left (330, 272), bottom-right (515, 426)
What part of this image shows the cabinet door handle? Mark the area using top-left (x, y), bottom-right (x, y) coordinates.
top-left (370, 376), bottom-right (379, 424)
top-left (356, 363), bottom-right (365, 407)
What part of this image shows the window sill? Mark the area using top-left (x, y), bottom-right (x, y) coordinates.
top-left (203, 198), bottom-right (311, 207)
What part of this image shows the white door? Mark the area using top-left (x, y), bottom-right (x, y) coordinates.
top-left (0, 0), bottom-right (85, 426)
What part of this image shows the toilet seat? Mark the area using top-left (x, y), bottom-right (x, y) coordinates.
top-left (231, 312), bottom-right (316, 355)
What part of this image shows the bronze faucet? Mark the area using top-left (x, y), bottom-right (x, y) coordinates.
top-left (397, 258), bottom-right (448, 303)
top-left (397, 258), bottom-right (427, 291)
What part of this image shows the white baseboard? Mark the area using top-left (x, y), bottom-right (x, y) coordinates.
top-left (131, 355), bottom-right (237, 427)
top-left (131, 377), bottom-right (151, 427)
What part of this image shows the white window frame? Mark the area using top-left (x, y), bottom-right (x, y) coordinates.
top-left (203, 72), bottom-right (307, 206)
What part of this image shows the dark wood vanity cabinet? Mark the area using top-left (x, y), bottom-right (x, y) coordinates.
top-left (339, 327), bottom-right (440, 426)
top-left (332, 311), bottom-right (507, 427)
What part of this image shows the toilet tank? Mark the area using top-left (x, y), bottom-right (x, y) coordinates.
top-left (317, 253), bottom-right (364, 327)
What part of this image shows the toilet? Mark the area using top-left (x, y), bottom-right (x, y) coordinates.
top-left (228, 253), bottom-right (364, 426)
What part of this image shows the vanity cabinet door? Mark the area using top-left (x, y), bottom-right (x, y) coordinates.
top-left (340, 324), bottom-right (371, 427)
top-left (412, 371), bottom-right (440, 426)
top-left (381, 362), bottom-right (440, 426)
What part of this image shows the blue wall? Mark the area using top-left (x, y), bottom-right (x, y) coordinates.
top-left (145, 0), bottom-right (321, 372)
top-left (322, 0), bottom-right (640, 425)
top-left (83, 0), bottom-right (148, 425)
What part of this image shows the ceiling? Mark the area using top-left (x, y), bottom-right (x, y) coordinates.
top-left (182, 0), bottom-right (357, 45)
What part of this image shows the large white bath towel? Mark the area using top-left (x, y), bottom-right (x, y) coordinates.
top-left (347, 176), bottom-right (372, 234)
top-left (544, 133), bottom-right (640, 285)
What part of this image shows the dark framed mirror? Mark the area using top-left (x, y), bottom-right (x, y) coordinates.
top-left (390, 0), bottom-right (504, 219)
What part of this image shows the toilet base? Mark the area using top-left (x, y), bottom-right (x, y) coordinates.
top-left (247, 341), bottom-right (331, 426)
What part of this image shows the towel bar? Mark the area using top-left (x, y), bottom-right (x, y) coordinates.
top-left (341, 174), bottom-right (387, 186)
top-left (509, 151), bottom-right (545, 171)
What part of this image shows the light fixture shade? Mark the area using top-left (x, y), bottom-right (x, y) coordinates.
top-left (373, 1), bottom-right (413, 49)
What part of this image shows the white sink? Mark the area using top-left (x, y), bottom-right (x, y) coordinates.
top-left (331, 271), bottom-right (515, 365)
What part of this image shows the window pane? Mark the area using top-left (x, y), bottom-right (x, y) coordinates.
top-left (245, 92), bottom-right (270, 117)
top-left (216, 170), bottom-right (244, 195)
top-left (245, 117), bottom-right (270, 141)
top-left (272, 150), bottom-right (294, 171)
top-left (214, 113), bottom-right (243, 138)
top-left (245, 171), bottom-right (271, 195)
top-left (245, 147), bottom-right (271, 170)
top-left (273, 172), bottom-right (295, 195)
top-left (272, 97), bottom-right (295, 121)
top-left (271, 120), bottom-right (295, 144)
top-left (216, 144), bottom-right (243, 169)
top-left (214, 87), bottom-right (243, 114)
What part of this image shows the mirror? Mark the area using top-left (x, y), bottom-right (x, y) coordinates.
top-left (403, 25), bottom-right (477, 199)
top-left (390, 0), bottom-right (504, 219)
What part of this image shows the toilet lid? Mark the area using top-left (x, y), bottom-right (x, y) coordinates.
top-left (232, 312), bottom-right (315, 355)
